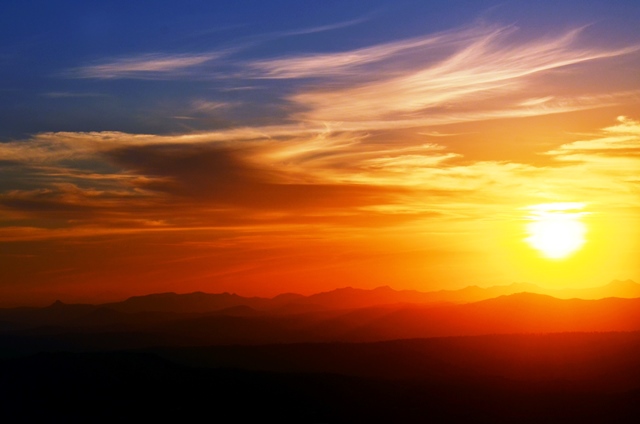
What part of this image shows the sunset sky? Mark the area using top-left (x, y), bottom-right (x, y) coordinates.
top-left (1, 0), bottom-right (639, 305)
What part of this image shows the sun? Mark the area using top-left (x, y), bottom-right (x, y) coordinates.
top-left (524, 203), bottom-right (588, 259)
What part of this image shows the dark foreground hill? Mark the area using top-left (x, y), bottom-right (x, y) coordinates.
top-left (2, 287), bottom-right (640, 422)
top-left (1, 332), bottom-right (639, 423)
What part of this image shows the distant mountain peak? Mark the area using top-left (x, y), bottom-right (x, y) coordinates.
top-left (479, 292), bottom-right (558, 305)
top-left (126, 292), bottom-right (177, 300)
top-left (49, 300), bottom-right (66, 308)
top-left (374, 286), bottom-right (394, 291)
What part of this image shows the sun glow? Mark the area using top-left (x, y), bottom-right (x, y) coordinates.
top-left (525, 203), bottom-right (588, 259)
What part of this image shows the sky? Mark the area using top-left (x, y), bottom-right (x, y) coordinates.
top-left (1, 0), bottom-right (639, 305)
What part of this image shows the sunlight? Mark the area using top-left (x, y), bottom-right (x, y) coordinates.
top-left (524, 203), bottom-right (588, 259)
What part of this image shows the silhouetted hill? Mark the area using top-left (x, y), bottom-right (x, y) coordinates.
top-left (6, 279), bottom-right (635, 319)
top-left (2, 285), bottom-right (640, 422)
top-left (102, 291), bottom-right (275, 313)
top-left (2, 293), bottom-right (640, 353)
top-left (95, 279), bottom-right (640, 313)
top-left (2, 333), bottom-right (640, 423)
top-left (336, 293), bottom-right (640, 341)
top-left (149, 332), bottom-right (640, 392)
top-left (0, 301), bottom-right (99, 331)
top-left (0, 351), bottom-right (333, 422)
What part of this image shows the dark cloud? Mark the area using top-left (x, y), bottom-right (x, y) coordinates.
top-left (0, 184), bottom-right (156, 225)
top-left (107, 143), bottom-right (407, 211)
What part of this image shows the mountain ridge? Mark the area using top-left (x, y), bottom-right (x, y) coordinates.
top-left (1, 279), bottom-right (638, 315)
top-left (1, 290), bottom-right (640, 349)
top-left (98, 279), bottom-right (640, 313)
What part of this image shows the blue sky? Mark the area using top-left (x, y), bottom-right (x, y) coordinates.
top-left (2, 0), bottom-right (638, 139)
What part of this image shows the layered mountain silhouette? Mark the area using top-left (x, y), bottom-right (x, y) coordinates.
top-left (1, 280), bottom-right (639, 350)
top-left (1, 280), bottom-right (640, 423)
top-left (7, 278), bottom-right (637, 314)
top-left (101, 279), bottom-right (640, 313)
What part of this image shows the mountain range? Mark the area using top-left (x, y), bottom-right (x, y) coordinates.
top-left (1, 280), bottom-right (639, 351)
top-left (29, 278), bottom-right (640, 314)
top-left (1, 280), bottom-right (640, 423)
top-left (105, 278), bottom-right (640, 312)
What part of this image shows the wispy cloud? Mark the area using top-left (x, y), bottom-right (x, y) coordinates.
top-left (247, 24), bottom-right (473, 79)
top-left (279, 16), bottom-right (368, 37)
top-left (286, 26), bottom-right (638, 126)
top-left (545, 116), bottom-right (640, 173)
top-left (68, 53), bottom-right (220, 79)
top-left (62, 21), bottom-right (638, 134)
top-left (42, 91), bottom-right (109, 98)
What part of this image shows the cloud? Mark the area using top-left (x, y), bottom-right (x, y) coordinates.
top-left (0, 129), bottom-right (421, 240)
top-left (0, 131), bottom-right (158, 163)
top-left (278, 17), bottom-right (368, 37)
top-left (247, 24), bottom-right (475, 79)
top-left (5, 19), bottom-right (640, 243)
top-left (526, 116), bottom-right (640, 207)
top-left (0, 183), bottom-right (138, 215)
top-left (42, 92), bottom-right (108, 98)
top-left (56, 21), bottom-right (639, 139)
top-left (2, 113), bottom-right (640, 244)
top-left (546, 116), bottom-right (640, 160)
top-left (191, 100), bottom-right (235, 112)
top-left (106, 142), bottom-right (409, 211)
top-left (68, 53), bottom-right (219, 79)
top-left (0, 126), bottom-right (529, 229)
top-left (62, 21), bottom-right (638, 130)
top-left (63, 17), bottom-right (367, 82)
top-left (286, 26), bottom-right (637, 126)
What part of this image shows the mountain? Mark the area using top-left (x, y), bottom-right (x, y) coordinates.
top-left (553, 279), bottom-right (640, 299)
top-left (2, 293), bottom-right (640, 352)
top-left (2, 283), bottom-right (639, 423)
top-left (0, 280), bottom-right (640, 343)
top-left (306, 293), bottom-right (640, 342)
top-left (100, 279), bottom-right (640, 314)
top-left (102, 291), bottom-right (274, 314)
top-left (1, 281), bottom-right (638, 334)
top-left (79, 279), bottom-right (639, 315)
top-left (4, 334), bottom-right (640, 423)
